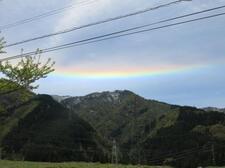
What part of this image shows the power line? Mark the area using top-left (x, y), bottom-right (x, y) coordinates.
top-left (41, 12), bottom-right (225, 52)
top-left (4, 0), bottom-right (190, 48)
top-left (1, 10), bottom-right (224, 62)
top-left (0, 0), bottom-right (99, 31)
top-left (5, 4), bottom-right (225, 50)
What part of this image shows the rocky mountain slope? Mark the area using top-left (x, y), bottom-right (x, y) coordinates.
top-left (51, 95), bottom-right (71, 103)
top-left (202, 107), bottom-right (225, 113)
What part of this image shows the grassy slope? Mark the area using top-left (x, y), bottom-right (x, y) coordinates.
top-left (0, 160), bottom-right (171, 168)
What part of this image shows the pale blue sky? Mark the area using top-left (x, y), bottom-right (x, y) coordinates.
top-left (0, 0), bottom-right (225, 107)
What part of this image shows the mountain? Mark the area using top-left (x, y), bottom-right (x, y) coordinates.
top-left (62, 90), bottom-right (225, 168)
top-left (62, 90), bottom-right (177, 146)
top-left (1, 80), bottom-right (225, 167)
top-left (0, 79), bottom-right (110, 162)
top-left (202, 107), bottom-right (225, 113)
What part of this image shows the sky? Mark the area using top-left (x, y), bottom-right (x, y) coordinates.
top-left (0, 0), bottom-right (225, 108)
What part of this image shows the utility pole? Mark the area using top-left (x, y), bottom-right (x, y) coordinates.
top-left (111, 139), bottom-right (118, 165)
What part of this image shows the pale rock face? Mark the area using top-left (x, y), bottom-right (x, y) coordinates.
top-left (202, 107), bottom-right (225, 113)
top-left (51, 95), bottom-right (71, 103)
top-left (84, 91), bottom-right (122, 103)
top-left (60, 90), bottom-right (126, 107)
top-left (71, 97), bottom-right (82, 105)
top-left (109, 92), bottom-right (120, 101)
top-left (86, 93), bottom-right (102, 99)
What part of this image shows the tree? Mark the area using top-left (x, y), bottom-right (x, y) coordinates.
top-left (0, 49), bottom-right (55, 90)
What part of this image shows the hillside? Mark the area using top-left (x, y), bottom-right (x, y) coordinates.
top-left (1, 80), bottom-right (225, 167)
top-left (0, 79), bottom-right (110, 162)
top-left (140, 106), bottom-right (225, 167)
top-left (62, 91), bottom-right (178, 147)
top-left (62, 91), bottom-right (225, 168)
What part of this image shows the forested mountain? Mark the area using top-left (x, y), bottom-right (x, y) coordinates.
top-left (1, 79), bottom-right (225, 168)
top-left (62, 91), bottom-right (176, 145)
top-left (0, 79), bottom-right (110, 162)
top-left (62, 91), bottom-right (225, 168)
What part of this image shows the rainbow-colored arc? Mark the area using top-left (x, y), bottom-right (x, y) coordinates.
top-left (52, 64), bottom-right (202, 78)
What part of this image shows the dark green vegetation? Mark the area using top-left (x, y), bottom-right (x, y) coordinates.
top-left (141, 107), bottom-right (225, 167)
top-left (1, 79), bottom-right (225, 168)
top-left (62, 91), bottom-right (225, 168)
top-left (0, 79), bottom-right (109, 162)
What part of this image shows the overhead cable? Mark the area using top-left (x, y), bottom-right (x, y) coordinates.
top-left (1, 10), bottom-right (225, 61)
top-left (5, 0), bottom-right (190, 48)
top-left (0, 0), bottom-right (99, 31)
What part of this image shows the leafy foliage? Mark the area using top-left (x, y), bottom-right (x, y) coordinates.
top-left (0, 49), bottom-right (55, 90)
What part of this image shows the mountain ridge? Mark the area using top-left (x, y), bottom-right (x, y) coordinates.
top-left (61, 90), bottom-right (225, 167)
top-left (53, 90), bottom-right (225, 111)
top-left (2, 82), bottom-right (225, 167)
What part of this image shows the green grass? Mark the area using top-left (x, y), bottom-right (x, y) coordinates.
top-left (0, 160), bottom-right (224, 168)
top-left (0, 160), bottom-right (171, 168)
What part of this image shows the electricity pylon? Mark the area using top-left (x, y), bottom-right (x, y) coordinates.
top-left (111, 139), bottom-right (118, 164)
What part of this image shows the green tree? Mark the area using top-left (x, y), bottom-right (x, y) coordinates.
top-left (0, 49), bottom-right (55, 90)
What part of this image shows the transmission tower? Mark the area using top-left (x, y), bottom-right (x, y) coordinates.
top-left (111, 139), bottom-right (118, 164)
top-left (211, 143), bottom-right (216, 165)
